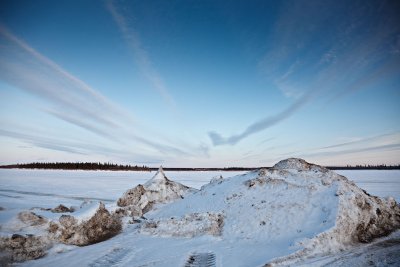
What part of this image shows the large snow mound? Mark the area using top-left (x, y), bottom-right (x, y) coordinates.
top-left (8, 159), bottom-right (400, 266)
top-left (145, 158), bottom-right (400, 264)
top-left (116, 166), bottom-right (197, 216)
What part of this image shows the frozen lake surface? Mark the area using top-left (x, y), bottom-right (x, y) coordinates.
top-left (336, 170), bottom-right (400, 202)
top-left (0, 169), bottom-right (246, 229)
top-left (0, 169), bottom-right (399, 201)
top-left (1, 169), bottom-right (399, 229)
top-left (0, 168), bottom-right (399, 266)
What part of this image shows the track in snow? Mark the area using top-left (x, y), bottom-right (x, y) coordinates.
top-left (0, 189), bottom-right (115, 202)
top-left (184, 252), bottom-right (216, 267)
top-left (88, 247), bottom-right (131, 267)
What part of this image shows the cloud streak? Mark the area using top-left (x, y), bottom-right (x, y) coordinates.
top-left (209, 89), bottom-right (314, 146)
top-left (320, 132), bottom-right (399, 150)
top-left (0, 25), bottom-right (127, 129)
top-left (0, 128), bottom-right (160, 162)
top-left (300, 143), bottom-right (400, 159)
top-left (0, 26), bottom-right (194, 159)
top-left (106, 0), bottom-right (176, 109)
top-left (270, 132), bottom-right (400, 163)
top-left (209, 0), bottom-right (400, 147)
top-left (0, 129), bottom-right (86, 156)
top-left (0, 25), bottom-right (129, 124)
top-left (44, 108), bottom-right (117, 141)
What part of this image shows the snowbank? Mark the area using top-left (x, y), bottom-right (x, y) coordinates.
top-left (144, 158), bottom-right (400, 265)
top-left (3, 159), bottom-right (400, 266)
top-left (141, 212), bottom-right (224, 237)
top-left (116, 166), bottom-right (197, 216)
top-left (48, 203), bottom-right (122, 246)
top-left (0, 234), bottom-right (49, 264)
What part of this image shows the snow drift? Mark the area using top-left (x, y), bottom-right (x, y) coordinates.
top-left (48, 202), bottom-right (122, 246)
top-left (260, 158), bottom-right (400, 265)
top-left (0, 234), bottom-right (49, 264)
top-left (116, 166), bottom-right (197, 216)
top-left (140, 158), bottom-right (400, 265)
top-left (2, 158), bottom-right (400, 266)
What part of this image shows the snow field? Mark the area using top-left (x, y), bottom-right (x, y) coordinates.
top-left (0, 164), bottom-right (399, 267)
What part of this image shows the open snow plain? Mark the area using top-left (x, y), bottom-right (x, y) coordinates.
top-left (0, 170), bottom-right (246, 236)
top-left (0, 167), bottom-right (399, 266)
top-left (1, 169), bottom-right (399, 199)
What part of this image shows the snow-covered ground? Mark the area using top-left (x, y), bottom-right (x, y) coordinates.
top-left (336, 170), bottom-right (400, 202)
top-left (0, 169), bottom-right (245, 235)
top-left (0, 166), bottom-right (399, 266)
top-left (1, 168), bottom-right (399, 198)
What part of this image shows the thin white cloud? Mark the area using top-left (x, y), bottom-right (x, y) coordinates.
top-left (0, 25), bottom-right (128, 122)
top-left (210, 0), bottom-right (400, 147)
top-left (270, 132), bottom-right (400, 163)
top-left (44, 108), bottom-right (117, 141)
top-left (106, 0), bottom-right (176, 110)
top-left (209, 88), bottom-right (315, 146)
top-left (319, 132), bottom-right (400, 150)
top-left (0, 26), bottom-right (193, 159)
top-left (274, 61), bottom-right (302, 98)
top-left (0, 128), bottom-right (162, 163)
top-left (300, 143), bottom-right (400, 160)
top-left (0, 25), bottom-right (129, 129)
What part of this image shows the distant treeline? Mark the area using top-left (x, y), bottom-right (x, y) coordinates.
top-left (0, 162), bottom-right (399, 171)
top-left (149, 167), bottom-right (257, 171)
top-left (0, 162), bottom-right (150, 171)
top-left (326, 164), bottom-right (400, 170)
top-left (159, 165), bottom-right (400, 171)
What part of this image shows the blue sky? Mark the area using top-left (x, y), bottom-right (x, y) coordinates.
top-left (0, 0), bottom-right (399, 167)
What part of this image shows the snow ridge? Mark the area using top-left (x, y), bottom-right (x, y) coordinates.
top-left (144, 166), bottom-right (169, 185)
top-left (116, 166), bottom-right (197, 217)
top-left (4, 158), bottom-right (400, 267)
top-left (146, 158), bottom-right (400, 266)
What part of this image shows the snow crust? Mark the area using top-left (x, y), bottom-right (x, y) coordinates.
top-left (116, 166), bottom-right (197, 216)
top-left (136, 158), bottom-right (399, 265)
top-left (144, 166), bottom-right (168, 185)
top-left (140, 212), bottom-right (224, 237)
top-left (1, 159), bottom-right (399, 266)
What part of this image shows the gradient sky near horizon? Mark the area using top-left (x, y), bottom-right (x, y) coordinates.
top-left (0, 0), bottom-right (399, 167)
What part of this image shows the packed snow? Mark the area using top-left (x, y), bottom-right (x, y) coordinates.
top-left (116, 167), bottom-right (198, 217)
top-left (0, 160), bottom-right (399, 266)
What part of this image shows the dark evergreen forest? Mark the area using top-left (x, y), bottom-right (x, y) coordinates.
top-left (0, 162), bottom-right (398, 171)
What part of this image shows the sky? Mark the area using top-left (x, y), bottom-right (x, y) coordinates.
top-left (0, 0), bottom-right (399, 167)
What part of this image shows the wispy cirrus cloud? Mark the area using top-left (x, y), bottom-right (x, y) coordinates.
top-left (106, 0), bottom-right (176, 110)
top-left (209, 88), bottom-right (315, 146)
top-left (209, 0), bottom-right (400, 147)
top-left (0, 129), bottom-right (88, 156)
top-left (0, 127), bottom-right (163, 163)
top-left (270, 132), bottom-right (400, 164)
top-left (264, 0), bottom-right (400, 102)
top-left (0, 26), bottom-right (192, 158)
top-left (261, 142), bottom-right (400, 166)
top-left (0, 25), bottom-right (127, 129)
top-left (319, 132), bottom-right (399, 150)
top-left (299, 143), bottom-right (400, 160)
top-left (43, 108), bottom-right (117, 141)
